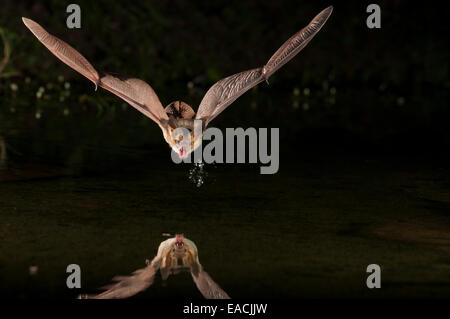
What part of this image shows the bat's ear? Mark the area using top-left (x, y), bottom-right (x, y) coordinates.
top-left (165, 101), bottom-right (195, 119)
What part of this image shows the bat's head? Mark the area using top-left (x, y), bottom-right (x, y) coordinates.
top-left (166, 125), bottom-right (201, 159)
top-left (167, 234), bottom-right (192, 272)
top-left (163, 102), bottom-right (204, 159)
top-left (160, 234), bottom-right (201, 279)
top-left (174, 234), bottom-right (185, 249)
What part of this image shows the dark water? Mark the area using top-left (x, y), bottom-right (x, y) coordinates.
top-left (1, 129), bottom-right (450, 299)
top-left (0, 92), bottom-right (450, 300)
top-left (1, 0), bottom-right (449, 300)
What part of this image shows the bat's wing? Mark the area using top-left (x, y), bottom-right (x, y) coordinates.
top-left (22, 18), bottom-right (168, 127)
top-left (82, 238), bottom-right (175, 299)
top-left (191, 265), bottom-right (231, 299)
top-left (262, 5), bottom-right (333, 78)
top-left (195, 6), bottom-right (333, 126)
top-left (99, 75), bottom-right (168, 127)
top-left (88, 258), bottom-right (162, 299)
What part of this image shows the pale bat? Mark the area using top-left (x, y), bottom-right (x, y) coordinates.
top-left (80, 234), bottom-right (230, 299)
top-left (23, 6), bottom-right (333, 158)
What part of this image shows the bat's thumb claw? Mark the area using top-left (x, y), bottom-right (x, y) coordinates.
top-left (94, 79), bottom-right (100, 91)
top-left (262, 66), bottom-right (269, 85)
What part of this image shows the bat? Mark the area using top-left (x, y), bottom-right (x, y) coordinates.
top-left (22, 6), bottom-right (333, 159)
top-left (80, 234), bottom-right (230, 299)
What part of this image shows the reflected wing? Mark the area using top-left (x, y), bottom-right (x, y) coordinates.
top-left (88, 258), bottom-right (162, 299)
top-left (22, 18), bottom-right (168, 127)
top-left (83, 238), bottom-right (175, 299)
top-left (191, 266), bottom-right (230, 299)
top-left (195, 6), bottom-right (333, 126)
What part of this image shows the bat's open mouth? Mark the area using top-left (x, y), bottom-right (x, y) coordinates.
top-left (179, 147), bottom-right (186, 158)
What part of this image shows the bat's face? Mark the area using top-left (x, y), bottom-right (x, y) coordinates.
top-left (162, 235), bottom-right (195, 273)
top-left (159, 234), bottom-right (200, 280)
top-left (165, 125), bottom-right (203, 159)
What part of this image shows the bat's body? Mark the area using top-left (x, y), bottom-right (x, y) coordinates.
top-left (22, 6), bottom-right (333, 158)
top-left (81, 234), bottom-right (230, 299)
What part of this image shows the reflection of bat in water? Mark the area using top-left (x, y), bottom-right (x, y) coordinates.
top-left (22, 6), bottom-right (332, 158)
top-left (81, 234), bottom-right (230, 299)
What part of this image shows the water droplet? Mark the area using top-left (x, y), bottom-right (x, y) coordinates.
top-left (189, 160), bottom-right (208, 188)
top-left (292, 87), bottom-right (300, 96)
top-left (302, 102), bottom-right (309, 111)
top-left (303, 88), bottom-right (310, 96)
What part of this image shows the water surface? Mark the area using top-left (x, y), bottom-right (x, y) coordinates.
top-left (1, 130), bottom-right (450, 298)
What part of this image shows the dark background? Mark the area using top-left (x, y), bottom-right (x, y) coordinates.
top-left (1, 0), bottom-right (448, 158)
top-left (1, 0), bottom-right (450, 301)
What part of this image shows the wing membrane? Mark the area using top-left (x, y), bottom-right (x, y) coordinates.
top-left (192, 267), bottom-right (231, 299)
top-left (195, 6), bottom-right (333, 127)
top-left (195, 68), bottom-right (264, 124)
top-left (264, 6), bottom-right (333, 78)
top-left (88, 258), bottom-right (161, 299)
top-left (22, 18), bottom-right (168, 126)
